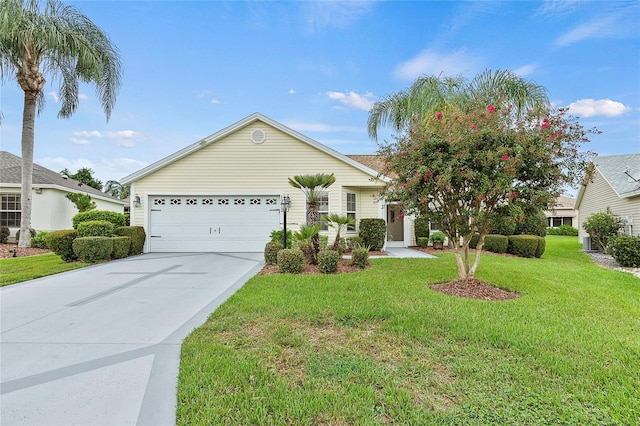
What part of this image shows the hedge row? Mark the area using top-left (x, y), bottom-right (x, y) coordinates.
top-left (470, 234), bottom-right (545, 258)
top-left (44, 226), bottom-right (145, 263)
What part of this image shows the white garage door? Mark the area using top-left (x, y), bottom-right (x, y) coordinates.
top-left (148, 195), bottom-right (280, 252)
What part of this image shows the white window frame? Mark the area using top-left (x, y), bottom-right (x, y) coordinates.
top-left (312, 193), bottom-right (329, 231)
top-left (346, 192), bottom-right (357, 232)
top-left (1, 193), bottom-right (21, 227)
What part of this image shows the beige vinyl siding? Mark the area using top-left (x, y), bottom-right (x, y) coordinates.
top-left (132, 122), bottom-right (384, 241)
top-left (578, 169), bottom-right (640, 242)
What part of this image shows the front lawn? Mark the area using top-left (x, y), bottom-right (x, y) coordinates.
top-left (177, 236), bottom-right (639, 424)
top-left (0, 253), bottom-right (89, 286)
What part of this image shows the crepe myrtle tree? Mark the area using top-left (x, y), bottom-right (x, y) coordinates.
top-left (0, 0), bottom-right (122, 247)
top-left (379, 103), bottom-right (598, 280)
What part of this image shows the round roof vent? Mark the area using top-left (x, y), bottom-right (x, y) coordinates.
top-left (251, 129), bottom-right (266, 144)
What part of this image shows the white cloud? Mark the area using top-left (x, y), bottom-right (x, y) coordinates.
top-left (303, 1), bottom-right (374, 31)
top-left (554, 5), bottom-right (639, 47)
top-left (210, 99), bottom-right (220, 104)
top-left (78, 93), bottom-right (88, 100)
top-left (73, 130), bottom-right (102, 138)
top-left (289, 89), bottom-right (296, 94)
top-left (566, 99), bottom-right (630, 117)
top-left (514, 63), bottom-right (537, 76)
top-left (70, 138), bottom-right (91, 145)
top-left (392, 49), bottom-right (477, 81)
top-left (535, 0), bottom-right (581, 17)
top-left (326, 91), bottom-right (375, 111)
top-left (48, 91), bottom-right (59, 102)
top-left (69, 129), bottom-right (145, 148)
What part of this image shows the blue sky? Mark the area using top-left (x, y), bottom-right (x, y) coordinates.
top-left (1, 0), bottom-right (639, 186)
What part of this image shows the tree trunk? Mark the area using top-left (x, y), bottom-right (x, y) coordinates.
top-left (19, 93), bottom-right (37, 248)
top-left (307, 201), bottom-right (319, 264)
top-left (454, 249), bottom-right (469, 279)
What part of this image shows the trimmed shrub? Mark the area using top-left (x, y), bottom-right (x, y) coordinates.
top-left (0, 226), bottom-right (9, 243)
top-left (318, 249), bottom-right (340, 274)
top-left (414, 217), bottom-right (430, 240)
top-left (15, 228), bottom-right (37, 245)
top-left (535, 236), bottom-right (546, 258)
top-left (469, 233), bottom-right (480, 249)
top-left (515, 210), bottom-right (548, 237)
top-left (270, 229), bottom-right (293, 249)
top-left (609, 235), bottom-right (640, 267)
top-left (417, 237), bottom-right (429, 248)
top-left (345, 236), bottom-right (363, 251)
top-left (77, 220), bottom-right (114, 237)
top-left (583, 209), bottom-right (623, 252)
top-left (73, 237), bottom-right (113, 263)
top-left (299, 242), bottom-right (315, 264)
top-left (264, 241), bottom-right (283, 265)
top-left (546, 225), bottom-right (578, 236)
top-left (45, 229), bottom-right (78, 262)
top-left (72, 210), bottom-right (126, 229)
top-left (319, 234), bottom-right (329, 250)
top-left (351, 247), bottom-right (369, 268)
top-left (114, 226), bottom-right (146, 255)
top-left (484, 234), bottom-right (509, 254)
top-left (359, 218), bottom-right (386, 251)
top-left (112, 236), bottom-right (131, 259)
top-left (32, 231), bottom-right (49, 249)
top-left (277, 249), bottom-right (304, 274)
top-left (508, 235), bottom-right (539, 258)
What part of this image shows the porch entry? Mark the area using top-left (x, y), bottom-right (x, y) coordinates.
top-left (386, 205), bottom-right (404, 246)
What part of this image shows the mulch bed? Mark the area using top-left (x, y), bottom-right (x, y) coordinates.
top-left (0, 243), bottom-right (51, 259)
top-left (430, 278), bottom-right (521, 301)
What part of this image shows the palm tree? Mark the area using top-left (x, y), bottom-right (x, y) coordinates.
top-left (367, 69), bottom-right (549, 141)
top-left (288, 173), bottom-right (336, 262)
top-left (0, 0), bottom-right (122, 247)
top-left (104, 180), bottom-right (130, 199)
top-left (325, 213), bottom-right (356, 251)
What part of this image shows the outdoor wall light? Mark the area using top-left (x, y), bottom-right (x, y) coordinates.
top-left (134, 195), bottom-right (141, 208)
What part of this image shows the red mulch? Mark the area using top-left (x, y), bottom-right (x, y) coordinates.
top-left (0, 243), bottom-right (51, 259)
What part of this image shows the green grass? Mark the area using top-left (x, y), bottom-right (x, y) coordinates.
top-left (177, 236), bottom-right (640, 425)
top-left (0, 253), bottom-right (89, 286)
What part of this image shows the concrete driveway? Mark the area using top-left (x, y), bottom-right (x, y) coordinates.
top-left (0, 252), bottom-right (264, 425)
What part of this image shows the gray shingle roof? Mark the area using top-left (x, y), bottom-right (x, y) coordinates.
top-left (593, 153), bottom-right (640, 198)
top-left (0, 151), bottom-right (124, 202)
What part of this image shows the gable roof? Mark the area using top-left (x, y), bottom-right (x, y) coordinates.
top-left (120, 113), bottom-right (388, 185)
top-left (0, 151), bottom-right (125, 204)
top-left (575, 153), bottom-right (640, 208)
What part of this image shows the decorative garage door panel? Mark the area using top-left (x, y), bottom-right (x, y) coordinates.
top-left (149, 196), bottom-right (279, 252)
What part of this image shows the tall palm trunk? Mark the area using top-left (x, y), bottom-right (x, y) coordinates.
top-left (18, 91), bottom-right (37, 248)
top-left (307, 201), bottom-right (320, 264)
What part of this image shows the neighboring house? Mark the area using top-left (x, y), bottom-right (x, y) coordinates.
top-left (120, 113), bottom-right (421, 253)
top-left (575, 153), bottom-right (640, 248)
top-left (545, 195), bottom-right (576, 228)
top-left (0, 151), bottom-right (126, 240)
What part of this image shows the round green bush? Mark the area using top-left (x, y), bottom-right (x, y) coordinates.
top-left (72, 210), bottom-right (126, 229)
top-left (417, 237), bottom-right (429, 248)
top-left (515, 209), bottom-right (548, 237)
top-left (318, 249), bottom-right (340, 274)
top-left (114, 226), bottom-right (146, 255)
top-left (111, 236), bottom-right (131, 259)
top-left (546, 225), bottom-right (578, 236)
top-left (414, 217), bottom-right (430, 240)
top-left (277, 249), bottom-right (305, 274)
top-left (508, 235), bottom-right (539, 258)
top-left (351, 247), bottom-right (369, 268)
top-left (45, 229), bottom-right (78, 262)
top-left (609, 235), bottom-right (640, 267)
top-left (0, 226), bottom-right (10, 243)
top-left (270, 229), bottom-right (293, 249)
top-left (484, 234), bottom-right (509, 254)
top-left (345, 236), bottom-right (363, 251)
top-left (359, 218), bottom-right (386, 251)
top-left (73, 237), bottom-right (114, 263)
top-left (32, 231), bottom-right (49, 248)
top-left (534, 236), bottom-right (546, 258)
top-left (469, 233), bottom-right (480, 249)
top-left (77, 220), bottom-right (114, 237)
top-left (264, 241), bottom-right (283, 265)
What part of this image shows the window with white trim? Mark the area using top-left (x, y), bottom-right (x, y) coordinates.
top-left (346, 193), bottom-right (357, 231)
top-left (317, 193), bottom-right (329, 231)
top-left (1, 194), bottom-right (21, 227)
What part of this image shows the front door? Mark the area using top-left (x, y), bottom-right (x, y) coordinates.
top-left (386, 205), bottom-right (404, 244)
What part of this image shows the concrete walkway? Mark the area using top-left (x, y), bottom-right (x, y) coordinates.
top-left (384, 247), bottom-right (437, 258)
top-left (0, 252), bottom-right (263, 426)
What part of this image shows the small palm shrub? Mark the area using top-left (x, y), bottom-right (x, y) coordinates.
top-left (112, 236), bottom-right (131, 259)
top-left (351, 247), bottom-right (369, 268)
top-left (114, 226), bottom-right (146, 255)
top-left (318, 249), bottom-right (340, 274)
top-left (73, 237), bottom-right (113, 263)
top-left (72, 210), bottom-right (126, 229)
top-left (0, 226), bottom-right (9, 243)
top-left (264, 241), bottom-right (283, 265)
top-left (609, 235), bottom-right (640, 267)
top-left (359, 218), bottom-right (386, 251)
top-left (45, 230), bottom-right (78, 262)
top-left (345, 236), bottom-right (363, 251)
top-left (32, 231), bottom-right (49, 248)
top-left (277, 249), bottom-right (304, 274)
top-left (77, 220), bottom-right (114, 237)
